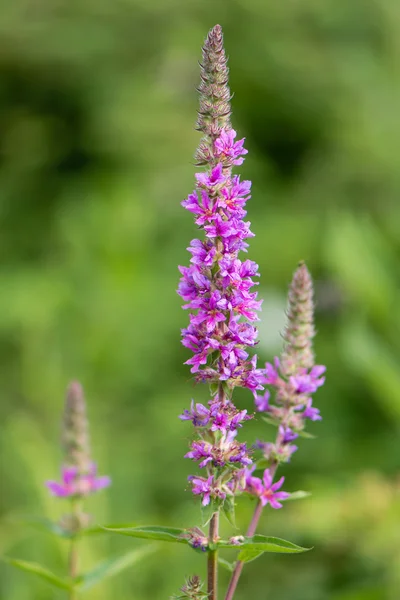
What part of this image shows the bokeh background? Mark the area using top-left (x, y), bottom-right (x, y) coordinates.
top-left (1, 1), bottom-right (400, 599)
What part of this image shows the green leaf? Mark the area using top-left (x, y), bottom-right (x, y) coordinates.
top-left (103, 525), bottom-right (189, 544)
top-left (22, 516), bottom-right (141, 539)
top-left (82, 521), bottom-right (139, 537)
top-left (21, 517), bottom-right (73, 539)
top-left (219, 534), bottom-right (310, 556)
top-left (222, 496), bottom-right (236, 528)
top-left (200, 502), bottom-right (218, 527)
top-left (75, 546), bottom-right (156, 591)
top-left (261, 416), bottom-right (278, 427)
top-left (218, 557), bottom-right (235, 572)
top-left (297, 430), bottom-right (316, 439)
top-left (285, 490), bottom-right (311, 502)
top-left (237, 548), bottom-right (265, 564)
top-left (4, 558), bottom-right (73, 590)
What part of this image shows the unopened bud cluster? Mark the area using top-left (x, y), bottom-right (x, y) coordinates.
top-left (171, 575), bottom-right (208, 600)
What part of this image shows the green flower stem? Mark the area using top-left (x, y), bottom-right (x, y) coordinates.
top-left (68, 498), bottom-right (82, 600)
top-left (224, 501), bottom-right (262, 600)
top-left (207, 511), bottom-right (220, 600)
top-left (224, 463), bottom-right (278, 600)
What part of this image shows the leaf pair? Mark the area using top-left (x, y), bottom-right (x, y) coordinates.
top-left (4, 545), bottom-right (155, 593)
top-left (104, 525), bottom-right (310, 563)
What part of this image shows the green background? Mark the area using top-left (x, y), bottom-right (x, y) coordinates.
top-left (1, 1), bottom-right (400, 598)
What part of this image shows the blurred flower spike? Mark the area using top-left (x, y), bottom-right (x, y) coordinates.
top-left (46, 381), bottom-right (111, 499)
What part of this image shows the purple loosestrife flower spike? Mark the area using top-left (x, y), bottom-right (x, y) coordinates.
top-left (178, 25), bottom-right (264, 511)
top-left (249, 262), bottom-right (325, 477)
top-left (46, 381), bottom-right (111, 498)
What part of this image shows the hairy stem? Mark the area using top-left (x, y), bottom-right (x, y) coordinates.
top-left (68, 499), bottom-right (81, 600)
top-left (68, 539), bottom-right (78, 600)
top-left (224, 501), bottom-right (262, 600)
top-left (224, 463), bottom-right (277, 600)
top-left (208, 511), bottom-right (220, 600)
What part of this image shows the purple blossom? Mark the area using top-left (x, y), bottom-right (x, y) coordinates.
top-left (187, 239), bottom-right (216, 267)
top-left (185, 441), bottom-right (213, 468)
top-left (302, 398), bottom-right (322, 421)
top-left (195, 163), bottom-right (226, 188)
top-left (46, 463), bottom-right (111, 498)
top-left (189, 474), bottom-right (228, 506)
top-left (290, 365), bottom-right (326, 395)
top-left (179, 400), bottom-right (210, 427)
top-left (255, 390), bottom-right (270, 412)
top-left (279, 426), bottom-right (298, 444)
top-left (182, 528), bottom-right (209, 551)
top-left (264, 357), bottom-right (281, 385)
top-left (214, 129), bottom-right (248, 166)
top-left (245, 468), bottom-right (289, 508)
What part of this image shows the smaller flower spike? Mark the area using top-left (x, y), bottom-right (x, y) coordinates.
top-left (253, 261), bottom-right (325, 468)
top-left (46, 381), bottom-right (111, 499)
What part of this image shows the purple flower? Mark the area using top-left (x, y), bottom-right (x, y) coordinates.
top-left (264, 357), bottom-right (281, 385)
top-left (228, 536), bottom-right (245, 546)
top-left (214, 129), bottom-right (248, 166)
top-left (279, 426), bottom-right (298, 444)
top-left (246, 468), bottom-right (289, 508)
top-left (188, 475), bottom-right (215, 506)
top-left (195, 163), bottom-right (226, 188)
top-left (46, 463), bottom-right (111, 498)
top-left (290, 366), bottom-right (325, 395)
top-left (185, 441), bottom-right (213, 468)
top-left (204, 215), bottom-right (235, 239)
top-left (185, 529), bottom-right (209, 552)
top-left (179, 400), bottom-right (210, 427)
top-left (255, 390), bottom-right (270, 412)
top-left (187, 239), bottom-right (216, 267)
top-left (303, 398), bottom-right (322, 421)
top-left (218, 177), bottom-right (251, 214)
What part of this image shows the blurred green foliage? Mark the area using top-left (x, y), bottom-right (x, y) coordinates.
top-left (0, 0), bottom-right (400, 598)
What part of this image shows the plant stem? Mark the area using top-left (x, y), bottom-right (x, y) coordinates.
top-left (224, 501), bottom-right (262, 600)
top-left (225, 461), bottom-right (278, 600)
top-left (208, 511), bottom-right (220, 600)
top-left (68, 537), bottom-right (78, 600)
top-left (68, 498), bottom-right (81, 600)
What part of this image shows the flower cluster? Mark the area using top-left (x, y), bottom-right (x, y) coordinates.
top-left (181, 398), bottom-right (252, 506)
top-left (181, 527), bottom-right (209, 552)
top-left (246, 263), bottom-right (325, 504)
top-left (47, 463), bottom-right (110, 498)
top-left (245, 467), bottom-right (289, 508)
top-left (178, 27), bottom-right (263, 394)
top-left (46, 381), bottom-right (111, 500)
top-left (178, 25), bottom-right (264, 507)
